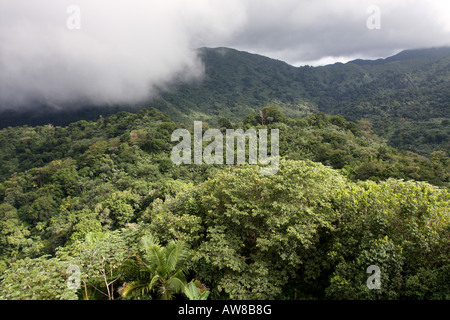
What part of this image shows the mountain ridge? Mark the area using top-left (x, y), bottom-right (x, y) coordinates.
top-left (348, 46), bottom-right (450, 66)
top-left (1, 46), bottom-right (449, 155)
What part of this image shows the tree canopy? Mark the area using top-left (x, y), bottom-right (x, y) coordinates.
top-left (0, 107), bottom-right (448, 300)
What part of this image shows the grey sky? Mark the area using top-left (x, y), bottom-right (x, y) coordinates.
top-left (218, 0), bottom-right (450, 65)
top-left (0, 0), bottom-right (449, 109)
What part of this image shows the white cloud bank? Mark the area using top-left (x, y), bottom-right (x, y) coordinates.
top-left (0, 0), bottom-right (246, 108)
top-left (0, 0), bottom-right (449, 109)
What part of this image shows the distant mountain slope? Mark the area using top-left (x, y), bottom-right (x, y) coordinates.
top-left (151, 47), bottom-right (318, 122)
top-left (350, 47), bottom-right (450, 65)
top-left (1, 46), bottom-right (449, 155)
top-left (151, 46), bottom-right (449, 155)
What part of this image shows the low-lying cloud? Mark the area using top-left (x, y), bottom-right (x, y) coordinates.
top-left (1, 0), bottom-right (449, 110)
top-left (0, 0), bottom-right (245, 110)
top-left (225, 0), bottom-right (450, 66)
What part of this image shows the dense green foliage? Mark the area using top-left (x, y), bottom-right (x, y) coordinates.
top-left (151, 160), bottom-right (449, 299)
top-left (1, 47), bottom-right (449, 157)
top-left (0, 107), bottom-right (448, 300)
top-left (120, 235), bottom-right (191, 300)
top-left (151, 47), bottom-right (450, 156)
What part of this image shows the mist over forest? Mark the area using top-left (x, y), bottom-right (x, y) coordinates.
top-left (0, 0), bottom-right (449, 309)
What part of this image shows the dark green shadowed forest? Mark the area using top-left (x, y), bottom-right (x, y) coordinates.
top-left (0, 107), bottom-right (448, 300)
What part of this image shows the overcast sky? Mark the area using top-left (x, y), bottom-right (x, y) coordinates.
top-left (1, 0), bottom-right (449, 109)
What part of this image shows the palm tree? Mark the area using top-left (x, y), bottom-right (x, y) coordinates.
top-left (120, 235), bottom-right (191, 300)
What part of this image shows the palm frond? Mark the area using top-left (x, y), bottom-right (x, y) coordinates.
top-left (139, 234), bottom-right (160, 251)
top-left (165, 242), bottom-right (179, 272)
top-left (120, 255), bottom-right (152, 280)
top-left (121, 235), bottom-right (193, 300)
top-left (145, 244), bottom-right (165, 273)
top-left (149, 274), bottom-right (161, 289)
top-left (169, 241), bottom-right (191, 271)
top-left (121, 280), bottom-right (152, 299)
top-left (166, 274), bottom-right (187, 294)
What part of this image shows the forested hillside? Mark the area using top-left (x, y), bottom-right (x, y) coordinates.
top-left (1, 47), bottom-right (449, 156)
top-left (154, 47), bottom-right (450, 156)
top-left (0, 108), bottom-right (448, 300)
